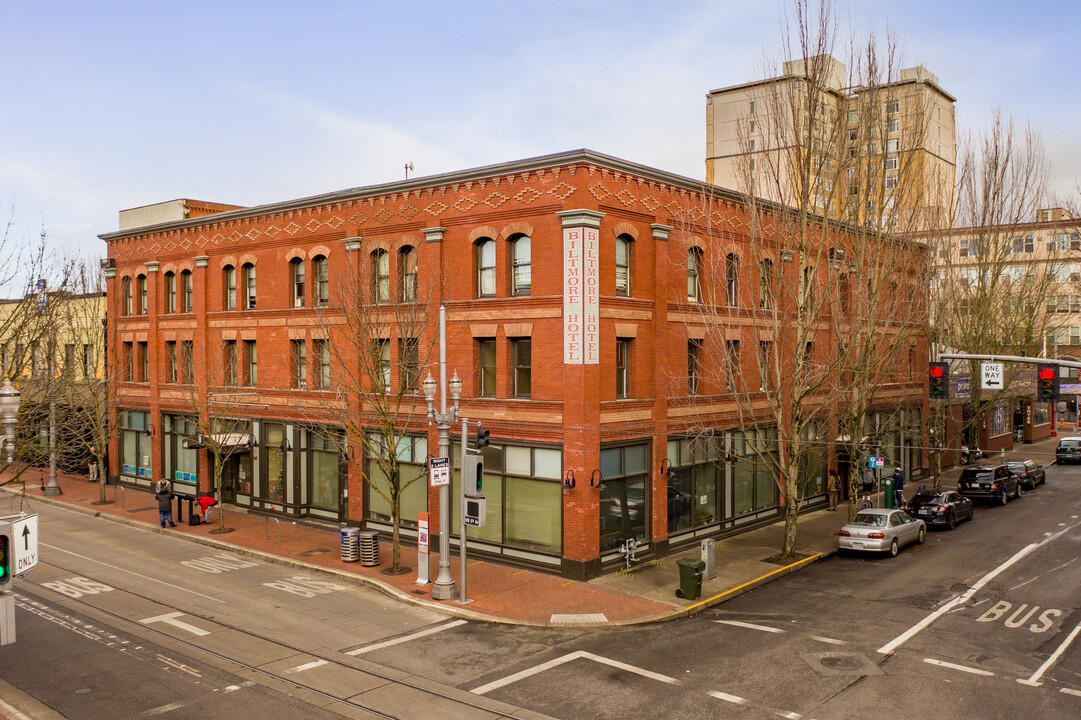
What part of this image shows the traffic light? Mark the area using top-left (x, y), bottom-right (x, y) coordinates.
top-left (0, 524), bottom-right (11, 589)
top-left (475, 426), bottom-right (490, 449)
top-left (462, 452), bottom-right (484, 497)
top-left (929, 362), bottom-right (949, 399)
top-left (1037, 363), bottom-right (1060, 402)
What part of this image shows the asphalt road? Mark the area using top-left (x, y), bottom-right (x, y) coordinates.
top-left (3, 462), bottom-right (1080, 719)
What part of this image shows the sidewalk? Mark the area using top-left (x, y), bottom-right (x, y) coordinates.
top-left (2, 436), bottom-right (1060, 627)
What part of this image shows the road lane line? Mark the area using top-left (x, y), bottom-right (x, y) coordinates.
top-left (708, 690), bottom-right (748, 704)
top-left (878, 520), bottom-right (1081, 656)
top-left (346, 620), bottom-right (466, 655)
top-left (472, 650), bottom-right (679, 695)
top-left (1061, 688), bottom-right (1081, 697)
top-left (41, 542), bottom-right (225, 604)
top-left (1017, 620), bottom-right (1081, 687)
top-left (287, 660), bottom-right (328, 673)
top-left (143, 702), bottom-right (187, 716)
top-left (924, 658), bottom-right (994, 676)
top-left (714, 620), bottom-right (785, 633)
top-left (141, 612), bottom-right (210, 636)
top-left (811, 636), bottom-right (846, 645)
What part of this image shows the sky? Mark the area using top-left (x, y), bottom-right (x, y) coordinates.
top-left (1, 0), bottom-right (1078, 272)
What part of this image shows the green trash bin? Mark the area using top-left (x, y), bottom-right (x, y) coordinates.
top-left (675, 558), bottom-right (706, 601)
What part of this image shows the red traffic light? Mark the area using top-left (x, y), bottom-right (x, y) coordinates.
top-left (929, 366), bottom-right (944, 378)
top-left (1039, 367), bottom-right (1056, 381)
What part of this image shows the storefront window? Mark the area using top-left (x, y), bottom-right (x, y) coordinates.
top-left (666, 436), bottom-right (722, 533)
top-left (308, 429), bottom-right (342, 510)
top-left (599, 443), bottom-right (649, 552)
top-left (119, 410), bottom-right (152, 480)
top-left (164, 415), bottom-right (199, 490)
top-left (366, 433), bottom-right (428, 525)
top-left (264, 423), bottom-right (285, 503)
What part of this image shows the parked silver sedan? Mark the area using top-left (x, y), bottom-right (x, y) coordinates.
top-left (838, 508), bottom-right (926, 557)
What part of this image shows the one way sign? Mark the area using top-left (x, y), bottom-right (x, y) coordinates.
top-left (11, 515), bottom-right (38, 575)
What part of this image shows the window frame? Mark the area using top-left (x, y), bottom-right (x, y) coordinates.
top-left (181, 270), bottom-right (193, 313)
top-left (399, 247), bottom-right (417, 302)
top-left (478, 338), bottom-right (496, 397)
top-left (615, 235), bottom-right (632, 297)
top-left (725, 253), bottom-right (740, 307)
top-left (223, 265), bottom-right (237, 310)
top-left (164, 272), bottom-right (176, 313)
top-left (512, 338), bottom-right (531, 399)
top-left (372, 250), bottom-right (390, 304)
top-left (242, 263), bottom-right (257, 310)
top-left (615, 338), bottom-right (630, 399)
top-left (312, 256), bottom-right (329, 306)
top-left (476, 239), bottom-right (496, 298)
top-left (510, 235), bottom-right (531, 297)
top-left (291, 258), bottom-right (306, 308)
top-left (687, 248), bottom-right (702, 303)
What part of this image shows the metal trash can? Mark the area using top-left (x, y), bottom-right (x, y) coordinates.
top-left (359, 530), bottom-right (380, 567)
top-left (675, 558), bottom-right (706, 601)
top-left (340, 526), bottom-right (360, 562)
top-left (700, 538), bottom-right (716, 580)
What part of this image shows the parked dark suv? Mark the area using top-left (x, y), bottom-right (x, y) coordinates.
top-left (1056, 437), bottom-right (1081, 464)
top-left (957, 464), bottom-right (1022, 506)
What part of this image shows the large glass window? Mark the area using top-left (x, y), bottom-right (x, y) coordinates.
top-left (164, 415), bottom-right (199, 491)
top-left (510, 235), bottom-right (531, 296)
top-left (730, 429), bottom-right (778, 517)
top-left (399, 247), bottom-right (417, 302)
top-left (119, 410), bottom-right (153, 480)
top-left (291, 258), bottom-right (305, 307)
top-left (616, 236), bottom-right (632, 296)
top-left (666, 436), bottom-right (723, 533)
top-left (308, 429), bottom-right (342, 510)
top-left (366, 433), bottom-right (428, 525)
top-left (599, 443), bottom-right (649, 552)
top-left (477, 239), bottom-right (496, 297)
top-left (263, 423), bottom-right (285, 503)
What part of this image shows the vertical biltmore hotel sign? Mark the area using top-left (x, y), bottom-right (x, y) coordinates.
top-left (558, 210), bottom-right (603, 365)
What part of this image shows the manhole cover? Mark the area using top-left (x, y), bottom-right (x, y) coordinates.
top-left (820, 655), bottom-right (863, 671)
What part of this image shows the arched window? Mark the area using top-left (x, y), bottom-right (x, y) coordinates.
top-left (242, 263), bottom-right (256, 309)
top-left (399, 247), bottom-right (417, 302)
top-left (725, 253), bottom-right (740, 307)
top-left (510, 235), bottom-right (531, 296)
top-left (687, 248), bottom-right (702, 302)
top-left (180, 270), bottom-right (193, 313)
top-left (476, 239), bottom-right (495, 297)
top-left (759, 259), bottom-right (775, 309)
top-left (164, 272), bottom-right (176, 313)
top-left (616, 236), bottom-right (632, 297)
top-left (137, 275), bottom-right (148, 315)
top-left (312, 256), bottom-right (328, 306)
top-left (290, 258), bottom-right (305, 308)
top-left (372, 250), bottom-right (390, 303)
top-left (122, 277), bottom-right (133, 315)
top-left (223, 265), bottom-right (236, 310)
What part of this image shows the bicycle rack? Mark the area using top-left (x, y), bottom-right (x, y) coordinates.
top-left (619, 537), bottom-right (640, 571)
top-left (266, 516), bottom-right (280, 544)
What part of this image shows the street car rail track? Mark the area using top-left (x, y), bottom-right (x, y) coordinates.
top-left (19, 557), bottom-right (526, 720)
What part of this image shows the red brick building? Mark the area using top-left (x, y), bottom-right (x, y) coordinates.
top-left (99, 150), bottom-right (928, 579)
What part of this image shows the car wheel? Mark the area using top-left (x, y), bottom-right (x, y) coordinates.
top-left (947, 512), bottom-right (957, 530)
top-left (998, 489), bottom-right (1008, 506)
top-left (968, 506), bottom-right (975, 522)
top-left (917, 527), bottom-right (926, 545)
top-left (889, 539), bottom-right (899, 557)
top-left (1013, 483), bottom-right (1023, 499)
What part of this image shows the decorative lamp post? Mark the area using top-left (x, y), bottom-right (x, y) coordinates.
top-left (422, 303), bottom-right (461, 601)
top-left (0, 378), bottom-right (21, 465)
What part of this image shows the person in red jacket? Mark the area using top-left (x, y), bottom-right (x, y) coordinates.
top-left (196, 495), bottom-right (218, 523)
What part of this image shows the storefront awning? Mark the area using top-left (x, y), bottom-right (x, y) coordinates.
top-left (183, 433), bottom-right (253, 451)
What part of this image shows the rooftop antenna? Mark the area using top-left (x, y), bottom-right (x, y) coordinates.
top-left (405, 162), bottom-right (414, 179)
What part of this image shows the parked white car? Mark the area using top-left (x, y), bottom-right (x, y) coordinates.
top-left (838, 508), bottom-right (926, 557)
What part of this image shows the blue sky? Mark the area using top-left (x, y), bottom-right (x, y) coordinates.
top-left (1, 1), bottom-right (1078, 266)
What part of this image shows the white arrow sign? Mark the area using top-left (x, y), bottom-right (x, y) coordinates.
top-left (981, 362), bottom-right (1004, 390)
top-left (12, 515), bottom-right (38, 575)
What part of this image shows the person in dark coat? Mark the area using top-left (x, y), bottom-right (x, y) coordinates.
top-left (893, 467), bottom-right (905, 507)
top-left (156, 481), bottom-right (177, 528)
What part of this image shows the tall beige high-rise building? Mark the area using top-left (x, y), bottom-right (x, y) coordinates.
top-left (705, 56), bottom-right (956, 230)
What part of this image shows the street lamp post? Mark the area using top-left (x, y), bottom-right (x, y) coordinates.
top-left (422, 303), bottom-right (460, 601)
top-left (0, 379), bottom-right (20, 465)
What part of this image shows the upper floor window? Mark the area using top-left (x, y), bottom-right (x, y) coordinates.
top-left (884, 99), bottom-right (900, 115)
top-left (376, 339), bottom-right (390, 392)
top-left (399, 337), bottom-right (419, 392)
top-left (725, 253), bottom-right (740, 307)
top-left (137, 275), bottom-right (148, 315)
top-left (510, 235), bottom-right (531, 296)
top-left (181, 340), bottom-right (194, 384)
top-left (478, 338), bottom-right (496, 397)
top-left (313, 339), bottom-right (330, 389)
top-left (802, 266), bottom-right (816, 307)
top-left (244, 340), bottom-right (257, 385)
top-left (759, 259), bottom-right (775, 309)
top-left (512, 338), bottom-right (531, 398)
top-left (616, 236), bottom-right (632, 297)
top-left (615, 339), bottom-right (630, 399)
top-left (165, 341), bottom-right (177, 383)
top-left (477, 239), bottom-right (496, 297)
top-left (223, 265), bottom-right (236, 310)
top-left (242, 263), bottom-right (256, 309)
top-left (312, 256), bottom-right (329, 306)
top-left (164, 272), bottom-right (176, 313)
top-left (688, 340), bottom-right (701, 395)
top-left (687, 248), bottom-right (702, 302)
top-left (291, 340), bottom-right (307, 388)
top-left (291, 258), bottom-right (305, 308)
top-left (123, 277), bottom-right (133, 315)
top-left (399, 247), bottom-right (417, 302)
top-left (180, 270), bottom-right (193, 313)
top-left (372, 250), bottom-right (390, 303)
top-left (224, 340), bottom-right (237, 386)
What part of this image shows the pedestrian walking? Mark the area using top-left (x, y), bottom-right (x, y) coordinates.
top-left (87, 446), bottom-right (98, 483)
top-left (156, 481), bottom-right (177, 528)
top-left (827, 469), bottom-right (840, 511)
top-left (892, 466), bottom-right (905, 507)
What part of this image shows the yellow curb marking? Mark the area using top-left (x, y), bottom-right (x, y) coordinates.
top-left (468, 561), bottom-right (484, 567)
top-left (561, 580), bottom-right (575, 586)
top-left (511, 569), bottom-right (529, 576)
top-left (684, 552), bottom-right (823, 612)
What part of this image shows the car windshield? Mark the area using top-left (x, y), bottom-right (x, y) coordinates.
top-left (1060, 441), bottom-right (1081, 449)
top-left (850, 513), bottom-right (887, 527)
top-left (961, 469), bottom-right (992, 480)
top-left (911, 492), bottom-right (939, 503)
top-left (1006, 463), bottom-right (1024, 471)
